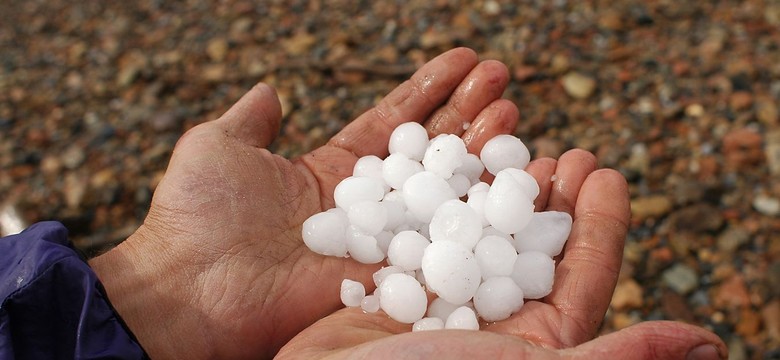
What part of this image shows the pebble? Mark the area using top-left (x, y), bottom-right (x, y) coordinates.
top-left (752, 194), bottom-right (780, 216)
top-left (630, 195), bottom-right (673, 221)
top-left (610, 278), bottom-right (643, 310)
top-left (661, 263), bottom-right (699, 295)
top-left (561, 71), bottom-right (597, 99)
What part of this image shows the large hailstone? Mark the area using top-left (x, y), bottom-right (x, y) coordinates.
top-left (511, 251), bottom-right (555, 299)
top-left (422, 134), bottom-right (467, 179)
top-left (301, 210), bottom-right (348, 257)
top-left (483, 169), bottom-right (536, 234)
top-left (402, 171), bottom-right (457, 223)
top-left (428, 199), bottom-right (482, 250)
top-left (421, 240), bottom-right (481, 305)
top-left (379, 273), bottom-right (428, 323)
top-left (389, 122), bottom-right (429, 161)
top-left (474, 235), bottom-right (518, 280)
top-left (334, 176), bottom-right (386, 210)
top-left (512, 211), bottom-right (572, 256)
top-left (473, 276), bottom-right (524, 322)
top-left (480, 134), bottom-right (530, 175)
top-left (387, 231), bottom-right (430, 271)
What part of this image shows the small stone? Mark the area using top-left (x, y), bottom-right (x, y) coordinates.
top-left (61, 145), bottom-right (86, 169)
top-left (756, 98), bottom-right (779, 125)
top-left (630, 195), bottom-right (673, 221)
top-left (561, 72), bottom-right (597, 99)
top-left (735, 308), bottom-right (761, 337)
top-left (660, 290), bottom-right (694, 322)
top-left (728, 91), bottom-right (753, 111)
top-left (722, 128), bottom-right (764, 168)
top-left (661, 263), bottom-right (698, 295)
top-left (766, 130), bottom-right (780, 176)
top-left (685, 103), bottom-right (705, 117)
top-left (713, 275), bottom-right (751, 310)
top-left (610, 279), bottom-right (644, 310)
top-left (716, 225), bottom-right (750, 253)
top-left (753, 194), bottom-right (780, 216)
top-left (206, 38), bottom-right (229, 62)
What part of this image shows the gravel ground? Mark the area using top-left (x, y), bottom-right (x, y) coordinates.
top-left (1, 1), bottom-right (779, 358)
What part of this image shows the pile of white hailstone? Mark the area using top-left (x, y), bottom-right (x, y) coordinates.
top-left (302, 122), bottom-right (572, 331)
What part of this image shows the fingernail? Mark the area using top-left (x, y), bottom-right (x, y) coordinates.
top-left (686, 344), bottom-right (721, 360)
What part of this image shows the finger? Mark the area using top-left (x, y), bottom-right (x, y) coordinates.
top-left (545, 149), bottom-right (598, 214)
top-left (461, 99), bottom-right (519, 155)
top-left (215, 83), bottom-right (282, 148)
top-left (328, 47), bottom-right (479, 158)
top-left (523, 157), bottom-right (558, 211)
top-left (565, 321), bottom-right (727, 360)
top-left (548, 169), bottom-right (630, 344)
top-left (425, 60), bottom-right (510, 138)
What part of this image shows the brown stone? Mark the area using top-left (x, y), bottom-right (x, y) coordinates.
top-left (722, 128), bottom-right (764, 168)
top-left (714, 275), bottom-right (751, 310)
top-left (611, 279), bottom-right (644, 310)
top-left (729, 91), bottom-right (753, 111)
top-left (631, 195), bottom-right (673, 221)
top-left (735, 308), bottom-right (762, 337)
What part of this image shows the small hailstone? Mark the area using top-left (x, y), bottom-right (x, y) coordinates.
top-left (512, 211), bottom-right (572, 256)
top-left (373, 265), bottom-right (405, 287)
top-left (353, 155), bottom-right (390, 193)
top-left (360, 294), bottom-right (381, 313)
top-left (454, 153), bottom-right (485, 185)
top-left (421, 240), bottom-right (481, 305)
top-left (480, 134), bottom-right (530, 175)
top-left (383, 153), bottom-right (424, 190)
top-left (511, 251), bottom-right (555, 299)
top-left (447, 173), bottom-right (471, 197)
top-left (473, 276), bottom-right (524, 322)
top-left (474, 235), bottom-right (518, 280)
top-left (484, 170), bottom-right (535, 234)
top-left (412, 317), bottom-right (445, 332)
top-left (429, 199), bottom-right (482, 250)
top-left (422, 134), bottom-right (467, 179)
top-left (387, 231), bottom-right (430, 271)
top-left (379, 273), bottom-right (427, 324)
top-left (403, 171), bottom-right (457, 223)
top-left (302, 211), bottom-right (348, 257)
top-left (389, 122), bottom-right (429, 161)
top-left (347, 201), bottom-right (387, 235)
top-left (345, 225), bottom-right (386, 264)
top-left (340, 279), bottom-right (365, 307)
top-left (334, 176), bottom-right (386, 210)
top-left (444, 306), bottom-right (479, 330)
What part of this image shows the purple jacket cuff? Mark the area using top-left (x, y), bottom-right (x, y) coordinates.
top-left (0, 221), bottom-right (148, 359)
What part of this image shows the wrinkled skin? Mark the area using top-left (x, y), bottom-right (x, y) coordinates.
top-left (90, 48), bottom-right (726, 360)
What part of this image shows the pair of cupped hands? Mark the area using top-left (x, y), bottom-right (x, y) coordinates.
top-left (90, 48), bottom-right (726, 359)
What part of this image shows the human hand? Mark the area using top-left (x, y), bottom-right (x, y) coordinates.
top-left (275, 152), bottom-right (727, 359)
top-left (89, 48), bottom-right (523, 359)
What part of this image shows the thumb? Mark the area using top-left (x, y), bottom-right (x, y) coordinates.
top-left (564, 321), bottom-right (727, 360)
top-left (216, 82), bottom-right (282, 148)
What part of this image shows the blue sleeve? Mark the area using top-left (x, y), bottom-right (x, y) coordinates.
top-left (0, 221), bottom-right (148, 359)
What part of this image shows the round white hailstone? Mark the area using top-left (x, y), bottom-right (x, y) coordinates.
top-left (347, 201), bottom-right (387, 236)
top-left (484, 172), bottom-right (535, 234)
top-left (480, 134), bottom-right (530, 175)
top-left (382, 153), bottom-right (425, 190)
top-left (454, 153), bottom-right (485, 185)
top-left (474, 235), bottom-right (518, 280)
top-left (473, 276), bottom-right (524, 322)
top-left (447, 173), bottom-right (471, 198)
top-left (501, 168), bottom-right (540, 200)
top-left (382, 189), bottom-right (405, 204)
top-left (467, 181), bottom-right (490, 196)
top-left (466, 187), bottom-right (490, 227)
top-left (387, 231), bottom-right (430, 271)
top-left (512, 211), bottom-right (572, 256)
top-left (412, 317), bottom-right (445, 332)
top-left (511, 251), bottom-right (555, 299)
top-left (373, 265), bottom-right (405, 287)
top-left (421, 240), bottom-right (481, 304)
top-left (375, 231), bottom-right (394, 254)
top-left (345, 225), bottom-right (385, 264)
top-left (302, 211), bottom-right (348, 257)
top-left (422, 134), bottom-right (467, 179)
top-left (381, 200), bottom-right (406, 231)
top-left (427, 297), bottom-right (463, 321)
top-left (379, 273), bottom-right (427, 324)
top-left (340, 279), bottom-right (366, 307)
top-left (389, 122), bottom-right (429, 161)
top-left (444, 306), bottom-right (480, 330)
top-left (403, 171), bottom-right (457, 223)
top-left (360, 294), bottom-right (381, 313)
top-left (429, 199), bottom-right (482, 250)
top-left (481, 226), bottom-right (513, 243)
top-left (334, 176), bottom-right (386, 210)
top-left (353, 155), bottom-right (390, 193)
